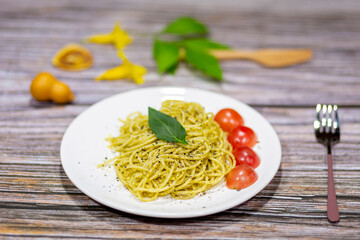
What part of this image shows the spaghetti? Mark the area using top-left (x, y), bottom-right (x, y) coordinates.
top-left (100, 100), bottom-right (236, 201)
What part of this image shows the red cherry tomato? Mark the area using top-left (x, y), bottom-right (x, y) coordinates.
top-left (226, 165), bottom-right (258, 190)
top-left (228, 126), bottom-right (257, 148)
top-left (214, 108), bottom-right (244, 132)
top-left (233, 146), bottom-right (260, 168)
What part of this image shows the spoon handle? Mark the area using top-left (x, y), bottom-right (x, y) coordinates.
top-left (210, 49), bottom-right (255, 60)
top-left (210, 49), bottom-right (312, 68)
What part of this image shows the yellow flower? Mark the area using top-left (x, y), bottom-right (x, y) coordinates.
top-left (96, 52), bottom-right (146, 84)
top-left (86, 22), bottom-right (132, 50)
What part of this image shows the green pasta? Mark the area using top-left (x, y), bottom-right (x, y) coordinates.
top-left (100, 100), bottom-right (235, 202)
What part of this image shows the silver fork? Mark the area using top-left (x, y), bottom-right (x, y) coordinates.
top-left (314, 104), bottom-right (340, 223)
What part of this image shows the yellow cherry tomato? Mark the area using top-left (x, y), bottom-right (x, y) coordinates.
top-left (50, 81), bottom-right (74, 104)
top-left (30, 72), bottom-right (57, 101)
top-left (30, 72), bottom-right (74, 104)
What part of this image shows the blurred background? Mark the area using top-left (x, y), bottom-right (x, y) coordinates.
top-left (2, 0), bottom-right (360, 106)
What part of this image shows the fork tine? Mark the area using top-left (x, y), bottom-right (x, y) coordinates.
top-left (327, 105), bottom-right (333, 133)
top-left (333, 105), bottom-right (340, 134)
top-left (321, 104), bottom-right (327, 132)
top-left (314, 104), bottom-right (321, 131)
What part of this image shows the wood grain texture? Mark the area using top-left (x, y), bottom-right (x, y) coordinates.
top-left (1, 0), bottom-right (360, 239)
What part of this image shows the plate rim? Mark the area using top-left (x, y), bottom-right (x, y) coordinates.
top-left (61, 86), bottom-right (282, 218)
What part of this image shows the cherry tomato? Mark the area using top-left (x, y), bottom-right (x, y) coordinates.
top-left (233, 146), bottom-right (260, 168)
top-left (228, 126), bottom-right (257, 148)
top-left (214, 108), bottom-right (244, 132)
top-left (226, 165), bottom-right (258, 190)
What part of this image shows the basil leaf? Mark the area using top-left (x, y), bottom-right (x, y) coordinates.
top-left (148, 107), bottom-right (188, 144)
top-left (163, 17), bottom-right (208, 36)
top-left (185, 47), bottom-right (223, 80)
top-left (153, 39), bottom-right (180, 73)
top-left (182, 38), bottom-right (230, 52)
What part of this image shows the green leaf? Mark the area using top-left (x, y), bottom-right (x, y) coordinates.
top-left (166, 64), bottom-right (178, 75)
top-left (148, 107), bottom-right (188, 144)
top-left (182, 38), bottom-right (230, 52)
top-left (163, 17), bottom-right (208, 36)
top-left (184, 47), bottom-right (223, 80)
top-left (153, 39), bottom-right (180, 73)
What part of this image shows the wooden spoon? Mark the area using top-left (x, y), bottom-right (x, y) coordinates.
top-left (210, 49), bottom-right (312, 68)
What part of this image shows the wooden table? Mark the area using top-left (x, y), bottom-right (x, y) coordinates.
top-left (1, 0), bottom-right (360, 238)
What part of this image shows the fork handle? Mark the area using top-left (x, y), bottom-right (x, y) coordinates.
top-left (327, 152), bottom-right (340, 223)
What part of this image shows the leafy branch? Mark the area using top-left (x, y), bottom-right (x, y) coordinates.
top-left (153, 17), bottom-right (230, 81)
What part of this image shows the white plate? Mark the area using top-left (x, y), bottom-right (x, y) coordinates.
top-left (61, 87), bottom-right (281, 218)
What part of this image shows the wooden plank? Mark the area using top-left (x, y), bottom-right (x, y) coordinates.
top-left (1, 107), bottom-right (359, 238)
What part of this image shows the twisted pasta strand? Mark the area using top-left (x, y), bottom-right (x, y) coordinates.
top-left (101, 100), bottom-right (235, 201)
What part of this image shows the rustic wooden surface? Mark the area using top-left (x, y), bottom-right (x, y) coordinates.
top-left (1, 0), bottom-right (360, 239)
